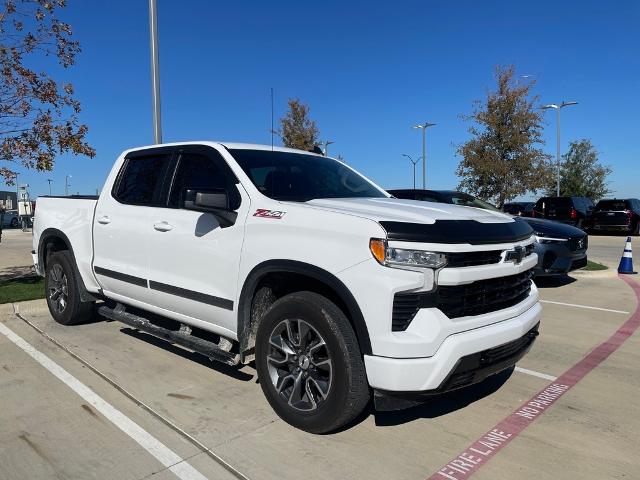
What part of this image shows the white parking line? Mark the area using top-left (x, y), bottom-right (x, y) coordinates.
top-left (540, 300), bottom-right (630, 315)
top-left (514, 366), bottom-right (557, 381)
top-left (0, 321), bottom-right (209, 480)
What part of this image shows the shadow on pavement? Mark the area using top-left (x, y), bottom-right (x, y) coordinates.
top-left (372, 367), bottom-right (514, 427)
top-left (534, 275), bottom-right (577, 289)
top-left (119, 327), bottom-right (255, 381)
top-left (0, 265), bottom-right (35, 281)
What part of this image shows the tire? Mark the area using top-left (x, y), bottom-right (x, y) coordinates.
top-left (255, 291), bottom-right (369, 434)
top-left (10, 217), bottom-right (18, 228)
top-left (45, 251), bottom-right (94, 325)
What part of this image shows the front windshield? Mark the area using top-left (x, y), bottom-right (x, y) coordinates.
top-left (229, 149), bottom-right (387, 201)
top-left (446, 193), bottom-right (501, 212)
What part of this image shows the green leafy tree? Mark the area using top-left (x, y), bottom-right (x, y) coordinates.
top-left (545, 139), bottom-right (611, 199)
top-left (0, 0), bottom-right (95, 184)
top-left (456, 65), bottom-right (552, 207)
top-left (278, 98), bottom-right (320, 151)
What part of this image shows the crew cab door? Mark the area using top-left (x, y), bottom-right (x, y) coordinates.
top-left (92, 147), bottom-right (174, 305)
top-left (145, 144), bottom-right (249, 335)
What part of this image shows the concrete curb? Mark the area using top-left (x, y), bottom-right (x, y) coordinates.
top-left (12, 298), bottom-right (49, 316)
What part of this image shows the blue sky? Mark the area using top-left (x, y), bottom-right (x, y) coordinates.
top-left (3, 0), bottom-right (639, 200)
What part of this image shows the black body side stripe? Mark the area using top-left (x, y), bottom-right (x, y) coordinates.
top-left (94, 266), bottom-right (148, 287)
top-left (149, 280), bottom-right (234, 311)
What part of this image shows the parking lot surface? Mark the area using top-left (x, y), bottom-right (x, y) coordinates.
top-left (1, 231), bottom-right (639, 479)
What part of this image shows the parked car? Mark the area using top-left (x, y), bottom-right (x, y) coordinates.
top-left (533, 196), bottom-right (594, 228)
top-left (33, 143), bottom-right (541, 433)
top-left (1, 209), bottom-right (20, 228)
top-left (503, 201), bottom-right (535, 217)
top-left (591, 198), bottom-right (640, 236)
top-left (388, 189), bottom-right (588, 276)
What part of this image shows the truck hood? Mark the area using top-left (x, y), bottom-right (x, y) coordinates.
top-left (304, 197), bottom-right (515, 225)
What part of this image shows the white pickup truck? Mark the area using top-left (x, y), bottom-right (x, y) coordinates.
top-left (33, 141), bottom-right (541, 433)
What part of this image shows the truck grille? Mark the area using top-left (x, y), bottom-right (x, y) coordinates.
top-left (444, 244), bottom-right (534, 268)
top-left (391, 269), bottom-right (534, 331)
top-left (446, 250), bottom-right (503, 267)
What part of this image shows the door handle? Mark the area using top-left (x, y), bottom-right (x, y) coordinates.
top-left (97, 215), bottom-right (111, 225)
top-left (153, 222), bottom-right (173, 232)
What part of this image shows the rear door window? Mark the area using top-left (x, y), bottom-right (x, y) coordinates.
top-left (114, 154), bottom-right (172, 206)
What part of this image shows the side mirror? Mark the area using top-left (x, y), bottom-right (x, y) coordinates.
top-left (183, 189), bottom-right (238, 227)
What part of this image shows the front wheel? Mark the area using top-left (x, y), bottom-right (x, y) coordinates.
top-left (10, 217), bottom-right (18, 228)
top-left (45, 251), bottom-right (94, 325)
top-left (255, 291), bottom-right (369, 433)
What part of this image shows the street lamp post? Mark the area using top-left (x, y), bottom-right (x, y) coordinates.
top-left (317, 141), bottom-right (334, 157)
top-left (149, 0), bottom-right (162, 144)
top-left (65, 175), bottom-right (72, 196)
top-left (47, 179), bottom-right (53, 196)
top-left (413, 122), bottom-right (436, 189)
top-left (402, 154), bottom-right (421, 191)
top-left (542, 101), bottom-right (578, 197)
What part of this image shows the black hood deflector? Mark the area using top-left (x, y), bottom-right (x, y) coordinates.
top-left (380, 218), bottom-right (533, 245)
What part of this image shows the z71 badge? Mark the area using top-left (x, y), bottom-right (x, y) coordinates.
top-left (253, 209), bottom-right (286, 219)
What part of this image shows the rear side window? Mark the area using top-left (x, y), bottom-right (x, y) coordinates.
top-left (168, 152), bottom-right (227, 207)
top-left (114, 154), bottom-right (170, 205)
top-left (595, 200), bottom-right (628, 211)
top-left (503, 204), bottom-right (521, 214)
top-left (546, 197), bottom-right (571, 207)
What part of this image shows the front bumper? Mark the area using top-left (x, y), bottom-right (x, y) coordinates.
top-left (363, 300), bottom-right (542, 392)
top-left (592, 224), bottom-right (632, 232)
top-left (533, 242), bottom-right (587, 276)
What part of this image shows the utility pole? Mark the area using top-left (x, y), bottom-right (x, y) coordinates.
top-left (149, 0), bottom-right (162, 144)
top-left (413, 122), bottom-right (436, 189)
top-left (542, 101), bottom-right (578, 196)
top-left (47, 179), bottom-right (53, 196)
top-left (65, 175), bottom-right (71, 196)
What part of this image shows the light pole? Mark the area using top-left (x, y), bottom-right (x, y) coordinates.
top-left (65, 175), bottom-right (72, 196)
top-left (47, 179), bottom-right (53, 196)
top-left (402, 154), bottom-right (421, 191)
top-left (149, 0), bottom-right (162, 144)
top-left (413, 122), bottom-right (436, 189)
top-left (542, 101), bottom-right (578, 196)
top-left (317, 141), bottom-right (334, 157)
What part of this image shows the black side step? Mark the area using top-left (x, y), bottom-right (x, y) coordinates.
top-left (98, 304), bottom-right (240, 366)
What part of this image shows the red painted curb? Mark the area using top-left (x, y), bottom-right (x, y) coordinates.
top-left (427, 276), bottom-right (640, 480)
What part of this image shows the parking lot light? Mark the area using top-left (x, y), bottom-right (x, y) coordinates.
top-left (402, 154), bottom-right (421, 191)
top-left (542, 101), bottom-right (578, 197)
top-left (413, 122), bottom-right (436, 189)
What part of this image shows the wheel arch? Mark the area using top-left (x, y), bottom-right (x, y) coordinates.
top-left (237, 260), bottom-right (372, 359)
top-left (38, 228), bottom-right (98, 302)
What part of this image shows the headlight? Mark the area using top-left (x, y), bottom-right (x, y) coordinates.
top-left (369, 239), bottom-right (447, 268)
top-left (534, 232), bottom-right (568, 244)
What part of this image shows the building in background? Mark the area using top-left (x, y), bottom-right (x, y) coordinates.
top-left (0, 190), bottom-right (17, 210)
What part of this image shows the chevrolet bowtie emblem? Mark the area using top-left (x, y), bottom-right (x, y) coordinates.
top-left (505, 246), bottom-right (525, 264)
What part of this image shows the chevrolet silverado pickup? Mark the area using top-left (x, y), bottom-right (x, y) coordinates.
top-left (32, 142), bottom-right (541, 433)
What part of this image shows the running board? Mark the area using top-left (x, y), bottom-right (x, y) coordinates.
top-left (98, 304), bottom-right (240, 366)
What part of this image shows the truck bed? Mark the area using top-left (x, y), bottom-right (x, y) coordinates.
top-left (33, 196), bottom-right (101, 294)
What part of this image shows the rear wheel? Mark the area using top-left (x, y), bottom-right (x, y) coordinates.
top-left (45, 251), bottom-right (94, 325)
top-left (10, 217), bottom-right (18, 228)
top-left (255, 291), bottom-right (369, 433)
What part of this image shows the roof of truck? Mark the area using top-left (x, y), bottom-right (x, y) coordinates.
top-left (126, 141), bottom-right (324, 157)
